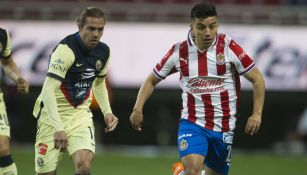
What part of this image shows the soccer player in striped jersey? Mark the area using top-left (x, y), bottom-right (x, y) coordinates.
top-left (0, 28), bottom-right (29, 175)
top-left (32, 7), bottom-right (118, 175)
top-left (130, 1), bottom-right (265, 175)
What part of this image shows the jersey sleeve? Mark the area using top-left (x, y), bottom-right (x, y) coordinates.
top-left (2, 30), bottom-right (12, 58)
top-left (153, 45), bottom-right (178, 79)
top-left (47, 44), bottom-right (74, 81)
top-left (98, 52), bottom-right (110, 77)
top-left (228, 39), bottom-right (255, 75)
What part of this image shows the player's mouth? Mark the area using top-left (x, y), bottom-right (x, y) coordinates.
top-left (203, 38), bottom-right (212, 44)
top-left (204, 38), bottom-right (212, 41)
top-left (90, 40), bottom-right (98, 44)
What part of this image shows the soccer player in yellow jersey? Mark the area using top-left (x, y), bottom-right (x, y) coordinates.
top-left (33, 7), bottom-right (118, 175)
top-left (0, 28), bottom-right (29, 175)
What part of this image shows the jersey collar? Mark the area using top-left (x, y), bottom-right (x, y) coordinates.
top-left (76, 32), bottom-right (91, 53)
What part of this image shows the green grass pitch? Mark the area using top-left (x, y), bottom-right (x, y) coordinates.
top-left (11, 146), bottom-right (307, 175)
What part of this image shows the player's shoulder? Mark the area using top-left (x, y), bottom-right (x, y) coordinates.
top-left (49, 34), bottom-right (75, 59)
top-left (174, 40), bottom-right (188, 51)
top-left (97, 42), bottom-right (110, 52)
top-left (217, 33), bottom-right (233, 45)
top-left (0, 28), bottom-right (10, 57)
top-left (0, 28), bottom-right (6, 35)
top-left (59, 32), bottom-right (77, 46)
top-left (0, 28), bottom-right (8, 41)
top-left (52, 33), bottom-right (78, 54)
top-left (95, 42), bottom-right (110, 59)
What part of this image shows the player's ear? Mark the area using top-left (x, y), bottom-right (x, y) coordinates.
top-left (190, 23), bottom-right (195, 35)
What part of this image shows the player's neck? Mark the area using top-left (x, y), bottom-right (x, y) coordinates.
top-left (196, 42), bottom-right (210, 52)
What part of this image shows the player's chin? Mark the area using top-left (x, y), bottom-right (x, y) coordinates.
top-left (91, 41), bottom-right (99, 46)
top-left (204, 40), bottom-right (213, 45)
top-left (87, 42), bottom-right (98, 49)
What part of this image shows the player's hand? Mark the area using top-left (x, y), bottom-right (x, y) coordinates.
top-left (16, 77), bottom-right (29, 94)
top-left (245, 113), bottom-right (262, 135)
top-left (130, 109), bottom-right (143, 131)
top-left (54, 130), bottom-right (68, 152)
top-left (104, 113), bottom-right (118, 133)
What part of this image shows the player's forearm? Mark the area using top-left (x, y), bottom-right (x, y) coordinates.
top-left (133, 74), bottom-right (159, 112)
top-left (42, 77), bottom-right (64, 131)
top-left (252, 75), bottom-right (265, 116)
top-left (1, 57), bottom-right (22, 83)
top-left (93, 77), bottom-right (112, 116)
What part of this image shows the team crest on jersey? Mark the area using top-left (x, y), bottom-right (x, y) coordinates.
top-left (216, 53), bottom-right (225, 65)
top-left (37, 157), bottom-right (44, 167)
top-left (179, 139), bottom-right (188, 151)
top-left (96, 60), bottom-right (103, 71)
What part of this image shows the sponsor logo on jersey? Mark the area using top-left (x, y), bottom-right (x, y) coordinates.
top-left (179, 139), bottom-right (188, 151)
top-left (74, 81), bottom-right (91, 88)
top-left (38, 143), bottom-right (48, 155)
top-left (178, 133), bottom-right (192, 140)
top-left (216, 53), bottom-right (225, 65)
top-left (54, 58), bottom-right (64, 64)
top-left (37, 157), bottom-right (44, 167)
top-left (50, 63), bottom-right (68, 73)
top-left (188, 78), bottom-right (224, 88)
top-left (76, 89), bottom-right (87, 99)
top-left (187, 78), bottom-right (225, 94)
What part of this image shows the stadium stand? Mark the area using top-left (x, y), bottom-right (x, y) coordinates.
top-left (0, 0), bottom-right (306, 24)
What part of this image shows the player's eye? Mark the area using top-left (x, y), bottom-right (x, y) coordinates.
top-left (98, 27), bottom-right (104, 32)
top-left (88, 27), bottom-right (96, 31)
top-left (209, 25), bottom-right (216, 30)
top-left (197, 25), bottom-right (206, 30)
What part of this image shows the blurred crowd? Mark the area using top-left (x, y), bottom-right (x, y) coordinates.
top-left (1, 0), bottom-right (307, 25)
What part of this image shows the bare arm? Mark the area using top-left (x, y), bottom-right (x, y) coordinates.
top-left (130, 73), bottom-right (162, 131)
top-left (1, 56), bottom-right (29, 94)
top-left (243, 67), bottom-right (265, 135)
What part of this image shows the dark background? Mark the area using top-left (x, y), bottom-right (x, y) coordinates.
top-left (4, 85), bottom-right (307, 149)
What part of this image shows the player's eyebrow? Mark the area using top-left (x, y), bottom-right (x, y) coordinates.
top-left (197, 21), bottom-right (217, 26)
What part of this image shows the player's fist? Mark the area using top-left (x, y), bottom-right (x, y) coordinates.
top-left (54, 130), bottom-right (68, 152)
top-left (16, 77), bottom-right (29, 94)
top-left (104, 113), bottom-right (118, 133)
top-left (130, 109), bottom-right (143, 131)
top-left (245, 113), bottom-right (262, 135)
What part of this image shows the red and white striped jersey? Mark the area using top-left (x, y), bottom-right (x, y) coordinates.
top-left (153, 31), bottom-right (255, 132)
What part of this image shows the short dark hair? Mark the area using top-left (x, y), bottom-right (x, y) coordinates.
top-left (77, 7), bottom-right (105, 27)
top-left (191, 1), bottom-right (217, 20)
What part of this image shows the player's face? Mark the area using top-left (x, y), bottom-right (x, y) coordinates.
top-left (79, 17), bottom-right (105, 49)
top-left (191, 16), bottom-right (218, 50)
